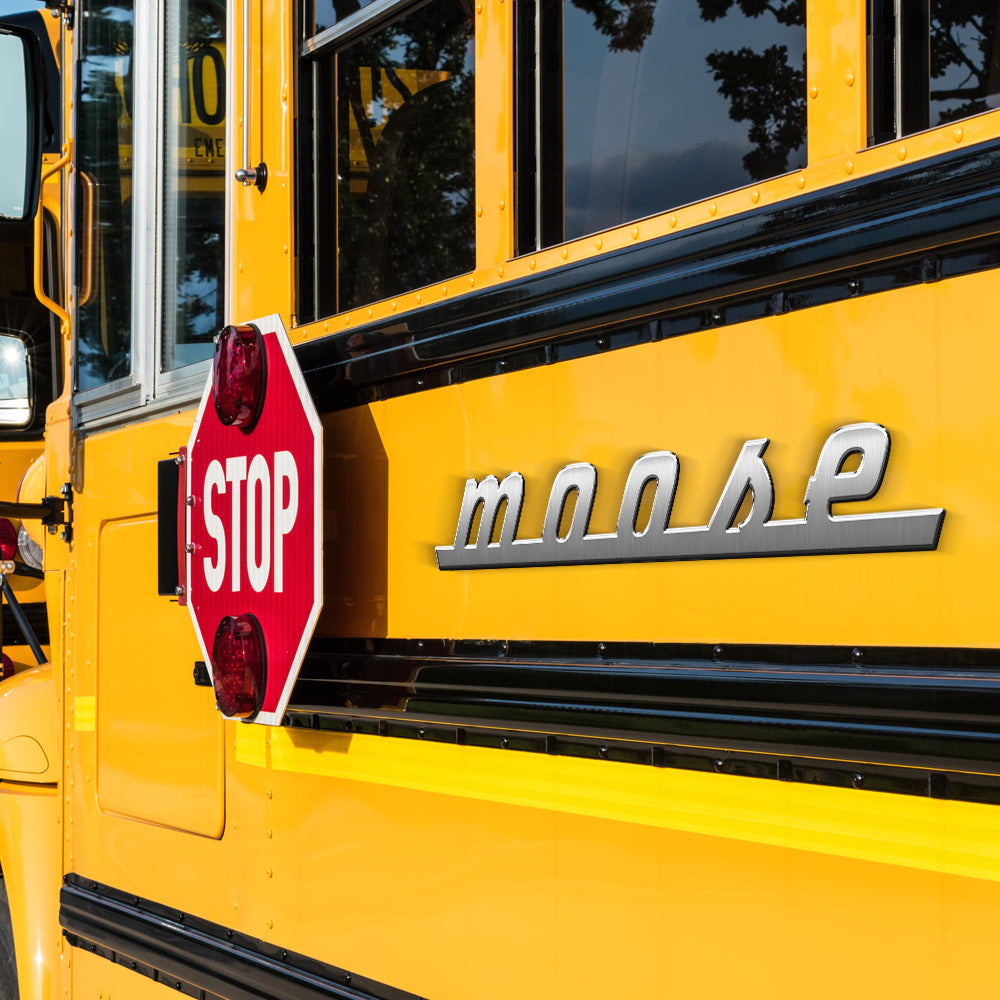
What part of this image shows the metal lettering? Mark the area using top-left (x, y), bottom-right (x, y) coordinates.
top-left (435, 424), bottom-right (945, 570)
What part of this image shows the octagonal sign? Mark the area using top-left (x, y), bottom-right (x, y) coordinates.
top-left (185, 313), bottom-right (322, 725)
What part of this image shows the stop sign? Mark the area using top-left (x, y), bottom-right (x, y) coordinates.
top-left (185, 313), bottom-right (322, 725)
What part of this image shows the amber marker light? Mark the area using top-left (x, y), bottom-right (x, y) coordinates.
top-left (213, 324), bottom-right (266, 430)
top-left (211, 614), bottom-right (267, 719)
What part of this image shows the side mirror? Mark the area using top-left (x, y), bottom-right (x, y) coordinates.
top-left (0, 23), bottom-right (45, 222)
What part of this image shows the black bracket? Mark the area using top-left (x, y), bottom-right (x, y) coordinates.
top-left (42, 0), bottom-right (73, 28)
top-left (0, 482), bottom-right (73, 542)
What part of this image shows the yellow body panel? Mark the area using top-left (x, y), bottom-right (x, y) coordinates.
top-left (0, 784), bottom-right (60, 1000)
top-left (0, 665), bottom-right (57, 782)
top-left (319, 273), bottom-right (993, 647)
top-left (5, 2), bottom-right (1000, 1000)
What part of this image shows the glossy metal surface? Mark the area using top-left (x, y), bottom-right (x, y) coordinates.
top-left (437, 424), bottom-right (944, 569)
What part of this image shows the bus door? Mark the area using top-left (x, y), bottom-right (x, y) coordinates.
top-left (70, 0), bottom-right (227, 840)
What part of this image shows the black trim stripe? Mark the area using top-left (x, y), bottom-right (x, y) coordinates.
top-left (287, 638), bottom-right (1000, 804)
top-left (295, 139), bottom-right (1000, 411)
top-left (60, 876), bottom-right (428, 1000)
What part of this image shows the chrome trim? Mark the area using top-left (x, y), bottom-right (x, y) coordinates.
top-left (436, 423), bottom-right (946, 569)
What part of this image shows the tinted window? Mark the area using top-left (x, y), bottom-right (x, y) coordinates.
top-left (930, 2), bottom-right (1000, 125)
top-left (869, 1), bottom-right (1000, 143)
top-left (523, 0), bottom-right (806, 248)
top-left (297, 0), bottom-right (476, 321)
top-left (162, 0), bottom-right (226, 372)
top-left (75, 0), bottom-right (134, 390)
top-left (306, 0), bottom-right (379, 34)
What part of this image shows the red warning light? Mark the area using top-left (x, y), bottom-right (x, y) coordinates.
top-left (213, 324), bottom-right (266, 431)
top-left (211, 614), bottom-right (266, 719)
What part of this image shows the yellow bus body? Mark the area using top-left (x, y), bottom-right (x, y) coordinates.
top-left (4, 1), bottom-right (1000, 998)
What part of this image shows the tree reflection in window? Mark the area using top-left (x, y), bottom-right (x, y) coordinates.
top-left (930, 2), bottom-right (1000, 125)
top-left (548, 0), bottom-right (806, 245)
top-left (335, 0), bottom-right (475, 313)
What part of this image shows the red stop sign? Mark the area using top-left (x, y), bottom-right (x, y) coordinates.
top-left (185, 313), bottom-right (322, 725)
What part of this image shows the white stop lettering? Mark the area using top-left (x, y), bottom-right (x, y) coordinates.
top-left (202, 450), bottom-right (299, 594)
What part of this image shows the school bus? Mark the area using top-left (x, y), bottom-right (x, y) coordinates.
top-left (4, 0), bottom-right (1000, 997)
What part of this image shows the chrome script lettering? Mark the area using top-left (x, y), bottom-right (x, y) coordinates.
top-left (435, 422), bottom-right (945, 570)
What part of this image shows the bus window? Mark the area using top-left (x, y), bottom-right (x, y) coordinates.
top-left (868, 0), bottom-right (1000, 144)
top-left (306, 0), bottom-right (380, 34)
top-left (296, 0), bottom-right (476, 322)
top-left (518, 0), bottom-right (807, 251)
top-left (161, 0), bottom-right (226, 372)
top-left (75, 0), bottom-right (134, 391)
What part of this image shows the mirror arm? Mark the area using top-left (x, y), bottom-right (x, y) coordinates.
top-left (33, 144), bottom-right (71, 328)
top-left (0, 494), bottom-right (68, 527)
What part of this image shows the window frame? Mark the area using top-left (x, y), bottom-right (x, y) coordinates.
top-left (295, 0), bottom-right (476, 324)
top-left (73, 0), bottom-right (232, 432)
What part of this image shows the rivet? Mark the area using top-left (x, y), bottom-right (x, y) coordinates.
top-left (529, 258), bottom-right (536, 270)
top-left (500, 737), bottom-right (510, 748)
top-left (851, 773), bottom-right (864, 789)
top-left (415, 294), bottom-right (421, 304)
top-left (185, 495), bottom-right (195, 507)
top-left (750, 189), bottom-right (760, 204)
top-left (599, 746), bottom-right (609, 759)
top-left (266, 868), bottom-right (273, 878)
top-left (897, 146), bottom-right (907, 161)
top-left (266, 828), bottom-right (273, 838)
top-left (845, 69), bottom-right (855, 87)
top-left (282, 244), bottom-right (288, 254)
top-left (185, 543), bottom-right (195, 554)
top-left (709, 203), bottom-right (717, 217)
top-left (595, 237), bottom-right (603, 249)
top-left (442, 285), bottom-right (448, 295)
top-left (417, 729), bottom-right (426, 739)
top-left (631, 227), bottom-right (639, 240)
top-left (669, 215), bottom-right (677, 228)
top-left (808, 84), bottom-right (818, 99)
top-left (954, 127), bottom-right (964, 143)
top-left (498, 198), bottom-right (505, 211)
top-left (266, 789), bottom-right (273, 799)
top-left (714, 759), bottom-right (725, 773)
top-left (597, 642), bottom-right (607, 655)
top-left (713, 645), bottom-right (723, 661)
top-left (561, 248), bottom-right (569, 259)
top-left (367, 308), bottom-right (373, 318)
top-left (852, 647), bottom-right (863, 663)
top-left (266, 919), bottom-right (274, 929)
top-left (344, 314), bottom-right (350, 325)
top-left (323, 321), bottom-right (329, 331)
top-left (238, 261), bottom-right (244, 273)
top-left (391, 301), bottom-right (397, 311)
top-left (845, 159), bottom-right (854, 175)
top-left (476, 205), bottom-right (483, 217)
top-left (469, 275), bottom-right (476, 286)
top-left (796, 173), bottom-right (806, 189)
top-left (498, 266), bottom-right (504, 277)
